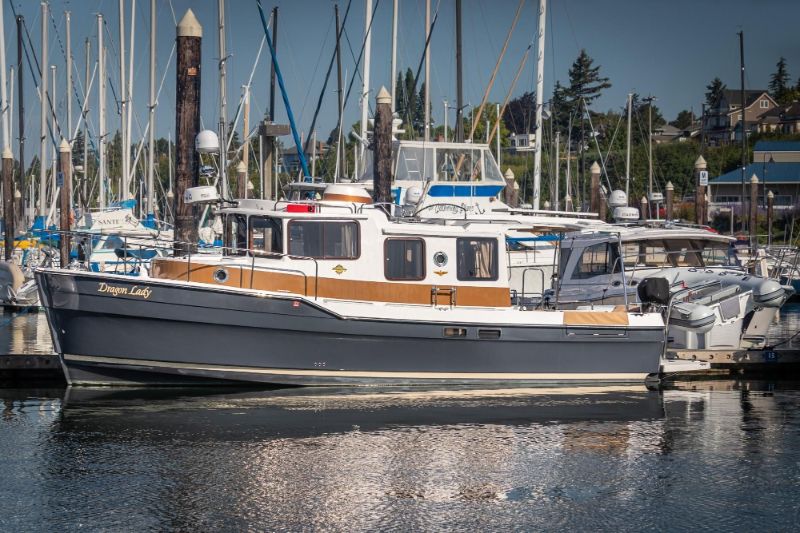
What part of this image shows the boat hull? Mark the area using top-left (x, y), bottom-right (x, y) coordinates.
top-left (36, 270), bottom-right (663, 386)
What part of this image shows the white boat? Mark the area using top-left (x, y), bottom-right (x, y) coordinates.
top-left (35, 184), bottom-right (666, 387)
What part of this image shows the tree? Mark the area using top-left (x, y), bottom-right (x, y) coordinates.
top-left (670, 110), bottom-right (694, 130)
top-left (632, 94), bottom-right (665, 132)
top-left (705, 77), bottom-right (726, 108)
top-left (503, 91), bottom-right (535, 134)
top-left (769, 57), bottom-right (792, 105)
top-left (565, 49), bottom-right (611, 106)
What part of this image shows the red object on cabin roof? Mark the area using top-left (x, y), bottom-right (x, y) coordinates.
top-left (286, 204), bottom-right (316, 213)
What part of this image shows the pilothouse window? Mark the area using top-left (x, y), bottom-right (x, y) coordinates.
top-left (223, 214), bottom-right (248, 256)
top-left (573, 242), bottom-right (618, 278)
top-left (457, 238), bottom-right (498, 281)
top-left (249, 217), bottom-right (283, 256)
top-left (288, 220), bottom-right (359, 259)
top-left (385, 238), bottom-right (425, 280)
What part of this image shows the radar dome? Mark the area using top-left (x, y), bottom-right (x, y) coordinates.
top-left (195, 130), bottom-right (220, 153)
top-left (608, 189), bottom-right (628, 208)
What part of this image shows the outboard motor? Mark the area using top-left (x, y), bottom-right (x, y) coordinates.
top-left (637, 277), bottom-right (670, 309)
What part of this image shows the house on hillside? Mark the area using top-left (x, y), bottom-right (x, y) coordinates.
top-left (281, 141), bottom-right (329, 176)
top-left (508, 132), bottom-right (536, 152)
top-left (704, 89), bottom-right (778, 144)
top-left (708, 140), bottom-right (800, 214)
top-left (758, 101), bottom-right (800, 134)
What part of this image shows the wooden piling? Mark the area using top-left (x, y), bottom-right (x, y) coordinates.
top-left (665, 181), bottom-right (674, 221)
top-left (2, 148), bottom-right (13, 260)
top-left (373, 87), bottom-right (392, 206)
top-left (767, 190), bottom-right (774, 247)
top-left (236, 161), bottom-right (247, 200)
top-left (694, 155), bottom-right (706, 224)
top-left (640, 197), bottom-right (648, 221)
top-left (174, 10), bottom-right (202, 255)
top-left (589, 161), bottom-right (601, 219)
top-left (58, 139), bottom-right (71, 266)
top-left (749, 173), bottom-right (758, 251)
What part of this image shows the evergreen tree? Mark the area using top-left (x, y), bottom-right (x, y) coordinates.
top-left (769, 57), bottom-right (793, 105)
top-left (503, 91), bottom-right (535, 134)
top-left (565, 49), bottom-right (611, 106)
top-left (705, 77), bottom-right (726, 108)
top-left (631, 94), bottom-right (665, 130)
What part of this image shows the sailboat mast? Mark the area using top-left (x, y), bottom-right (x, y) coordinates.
top-left (739, 30), bottom-right (746, 232)
top-left (359, 0), bottom-right (373, 177)
top-left (65, 11), bottom-right (72, 144)
top-left (555, 131), bottom-right (559, 210)
top-left (83, 38), bottom-right (89, 209)
top-left (532, 0), bottom-right (546, 210)
top-left (390, 0), bottom-right (398, 113)
top-left (98, 14), bottom-right (106, 209)
top-left (0, 0), bottom-right (10, 154)
top-left (625, 92), bottom-right (632, 199)
top-left (126, 0), bottom-right (136, 201)
top-left (335, 4), bottom-right (344, 182)
top-left (147, 0), bottom-right (156, 216)
top-left (454, 0), bottom-right (464, 142)
top-left (218, 0), bottom-right (228, 196)
top-left (119, 0), bottom-right (127, 201)
top-left (16, 15), bottom-right (25, 224)
top-left (39, 2), bottom-right (48, 217)
top-left (423, 0), bottom-right (430, 142)
top-left (50, 65), bottom-right (56, 210)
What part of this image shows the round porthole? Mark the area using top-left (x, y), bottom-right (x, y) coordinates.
top-left (213, 268), bottom-right (229, 283)
top-left (433, 251), bottom-right (448, 267)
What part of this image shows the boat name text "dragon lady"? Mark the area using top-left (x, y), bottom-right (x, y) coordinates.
top-left (97, 282), bottom-right (152, 299)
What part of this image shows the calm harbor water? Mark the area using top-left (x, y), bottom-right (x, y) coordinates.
top-left (2, 382), bottom-right (800, 530)
top-left (2, 308), bottom-right (800, 530)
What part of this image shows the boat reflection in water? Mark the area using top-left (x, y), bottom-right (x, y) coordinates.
top-left (2, 381), bottom-right (797, 530)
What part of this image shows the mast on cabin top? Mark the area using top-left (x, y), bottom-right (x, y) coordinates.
top-left (39, 2), bottom-right (48, 218)
top-left (98, 14), bottom-right (106, 209)
top-left (532, 0), bottom-right (546, 210)
top-left (359, 0), bottom-right (373, 178)
top-left (454, 0), bottom-right (464, 142)
top-left (335, 4), bottom-right (344, 182)
top-left (147, 0), bottom-right (156, 216)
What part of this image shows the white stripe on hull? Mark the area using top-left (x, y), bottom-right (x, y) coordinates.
top-left (64, 354), bottom-right (651, 383)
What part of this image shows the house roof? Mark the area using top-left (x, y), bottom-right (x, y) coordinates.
top-left (721, 89), bottom-right (769, 108)
top-left (753, 141), bottom-right (800, 152)
top-left (710, 162), bottom-right (800, 184)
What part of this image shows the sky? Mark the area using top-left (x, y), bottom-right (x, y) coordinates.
top-left (5, 0), bottom-right (800, 165)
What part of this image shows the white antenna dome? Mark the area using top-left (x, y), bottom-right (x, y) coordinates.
top-left (195, 129), bottom-right (220, 153)
top-left (608, 189), bottom-right (628, 208)
top-left (405, 186), bottom-right (423, 205)
top-left (613, 206), bottom-right (640, 222)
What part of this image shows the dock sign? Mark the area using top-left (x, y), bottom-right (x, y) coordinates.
top-left (699, 170), bottom-right (708, 186)
top-left (56, 172), bottom-right (64, 187)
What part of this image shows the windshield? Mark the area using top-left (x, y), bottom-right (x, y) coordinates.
top-left (621, 238), bottom-right (737, 268)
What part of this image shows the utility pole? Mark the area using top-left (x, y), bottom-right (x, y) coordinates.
top-left (174, 9), bottom-right (202, 254)
top-left (147, 0), bottom-right (156, 217)
top-left (98, 15), bottom-right (106, 209)
top-left (39, 2), bottom-right (48, 219)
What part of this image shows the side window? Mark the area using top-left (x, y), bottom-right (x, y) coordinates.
top-left (223, 214), bottom-right (248, 256)
top-left (457, 237), bottom-right (498, 281)
top-left (385, 238), bottom-right (425, 280)
top-left (249, 216), bottom-right (283, 256)
top-left (573, 242), bottom-right (616, 279)
top-left (288, 221), bottom-right (359, 259)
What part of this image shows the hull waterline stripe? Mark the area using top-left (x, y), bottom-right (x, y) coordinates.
top-left (63, 354), bottom-right (650, 381)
